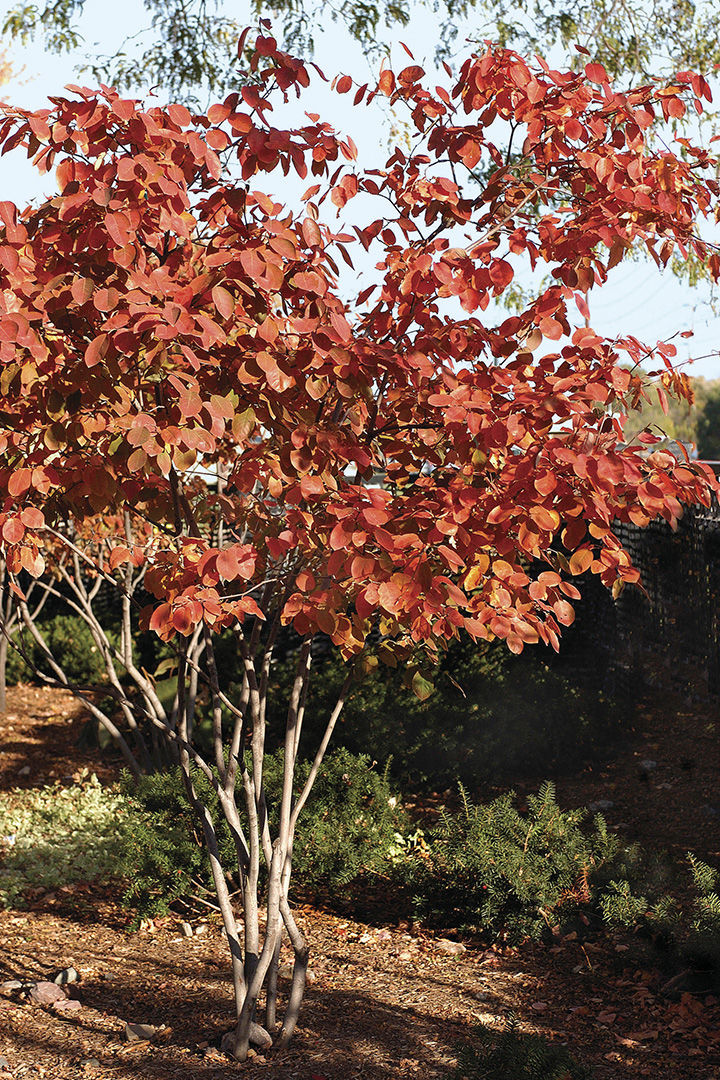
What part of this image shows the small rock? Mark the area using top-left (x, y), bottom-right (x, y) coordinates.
top-left (1, 980), bottom-right (23, 993)
top-left (29, 981), bottom-right (66, 1005)
top-left (471, 991), bottom-right (490, 1001)
top-left (204, 1047), bottom-right (227, 1063)
top-left (84, 1060), bottom-right (101, 1071)
top-left (17, 765), bottom-right (30, 777)
top-left (249, 1022), bottom-right (273, 1050)
top-left (639, 759), bottom-right (658, 772)
top-left (181, 922), bottom-right (193, 938)
top-left (123, 1022), bottom-right (158, 1043)
top-left (0, 1057), bottom-right (9, 1070)
top-left (220, 1022), bottom-right (273, 1055)
top-left (194, 923), bottom-right (208, 936)
top-left (53, 997), bottom-right (82, 1013)
top-left (435, 938), bottom-right (467, 956)
top-left (52, 966), bottom-right (80, 985)
top-left (588, 800), bottom-right (614, 812)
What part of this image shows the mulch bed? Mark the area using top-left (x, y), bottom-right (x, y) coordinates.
top-left (1, 677), bottom-right (720, 1079)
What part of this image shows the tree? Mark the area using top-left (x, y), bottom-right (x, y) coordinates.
top-left (620, 375), bottom-right (720, 460)
top-left (4, 0), bottom-right (720, 102)
top-left (696, 380), bottom-right (720, 460)
top-left (0, 27), bottom-right (718, 1058)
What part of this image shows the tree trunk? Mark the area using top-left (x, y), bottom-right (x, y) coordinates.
top-left (0, 631), bottom-right (7, 714)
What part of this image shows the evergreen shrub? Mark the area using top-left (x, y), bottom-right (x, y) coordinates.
top-left (406, 782), bottom-right (620, 941)
top-left (682, 855), bottom-right (720, 978)
top-left (449, 1018), bottom-right (591, 1080)
top-left (600, 853), bottom-right (720, 989)
top-left (119, 747), bottom-right (404, 920)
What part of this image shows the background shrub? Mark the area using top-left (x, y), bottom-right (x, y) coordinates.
top-left (5, 611), bottom-right (624, 796)
top-left (4, 615), bottom-right (118, 687)
top-left (265, 635), bottom-right (623, 789)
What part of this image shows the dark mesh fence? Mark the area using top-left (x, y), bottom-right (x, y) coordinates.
top-left (564, 496), bottom-right (720, 700)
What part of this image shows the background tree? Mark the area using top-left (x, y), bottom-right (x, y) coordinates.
top-left (0, 28), bottom-right (718, 1059)
top-left (621, 375), bottom-right (720, 459)
top-left (696, 380), bottom-right (720, 460)
top-left (3, 0), bottom-right (720, 102)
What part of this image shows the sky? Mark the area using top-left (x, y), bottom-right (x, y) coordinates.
top-left (0, 0), bottom-right (718, 382)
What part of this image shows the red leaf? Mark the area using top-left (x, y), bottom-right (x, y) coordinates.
top-left (302, 218), bottom-right (322, 246)
top-left (1, 517), bottom-right (24, 543)
top-left (8, 468), bottom-right (31, 496)
top-left (216, 548), bottom-right (240, 580)
top-left (168, 103), bottom-right (192, 126)
top-left (109, 546), bottom-right (131, 571)
top-left (585, 63), bottom-right (609, 84)
top-left (574, 292), bottom-right (590, 320)
top-left (379, 70), bottom-right (395, 96)
top-left (71, 277), bottom-right (94, 305)
top-left (93, 287), bottom-right (119, 312)
top-left (172, 606), bottom-right (195, 635)
top-left (301, 475), bottom-right (324, 498)
top-left (20, 507), bottom-right (44, 528)
top-left (212, 285), bottom-right (234, 320)
top-left (84, 334), bottom-right (108, 367)
top-left (569, 548), bottom-right (593, 575)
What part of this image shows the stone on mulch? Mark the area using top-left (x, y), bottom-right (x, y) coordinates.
top-left (29, 981), bottom-right (66, 1005)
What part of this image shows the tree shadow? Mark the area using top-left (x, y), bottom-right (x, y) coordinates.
top-left (3, 972), bottom-right (476, 1079)
top-left (1, 922), bottom-right (693, 1080)
top-left (0, 685), bottom-right (122, 791)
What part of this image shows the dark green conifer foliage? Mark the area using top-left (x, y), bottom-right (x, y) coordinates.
top-left (449, 1017), bottom-right (591, 1080)
top-left (408, 782), bottom-right (619, 941)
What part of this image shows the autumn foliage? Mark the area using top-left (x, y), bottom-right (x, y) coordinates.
top-left (0, 25), bottom-right (718, 1055)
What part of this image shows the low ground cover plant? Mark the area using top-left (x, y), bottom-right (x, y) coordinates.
top-left (0, 770), bottom-right (134, 908)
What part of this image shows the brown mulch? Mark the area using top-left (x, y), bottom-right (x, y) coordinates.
top-left (0, 684), bottom-right (119, 790)
top-left (1, 679), bottom-right (720, 1079)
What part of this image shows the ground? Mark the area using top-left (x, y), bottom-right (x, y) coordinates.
top-left (1, 675), bottom-right (719, 1080)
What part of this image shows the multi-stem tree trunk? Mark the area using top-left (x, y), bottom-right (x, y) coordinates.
top-left (0, 559), bottom-right (54, 714)
top-left (0, 630), bottom-right (7, 714)
top-left (172, 625), bottom-right (353, 1060)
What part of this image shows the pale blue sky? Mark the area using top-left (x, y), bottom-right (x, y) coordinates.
top-left (0, 0), bottom-right (718, 381)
